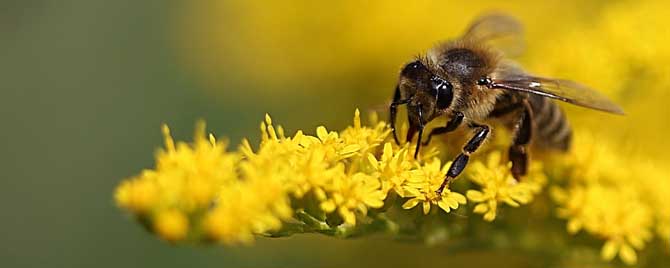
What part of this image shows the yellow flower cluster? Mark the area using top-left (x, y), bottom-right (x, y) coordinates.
top-left (114, 121), bottom-right (291, 243)
top-left (466, 152), bottom-right (546, 222)
top-left (254, 110), bottom-right (391, 226)
top-left (520, 1), bottom-right (670, 265)
top-left (401, 159), bottom-right (467, 215)
top-left (115, 105), bottom-right (670, 266)
top-left (550, 133), bottom-right (668, 265)
top-left (115, 110), bottom-right (478, 244)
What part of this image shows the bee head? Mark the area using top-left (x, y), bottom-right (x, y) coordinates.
top-left (399, 60), bottom-right (454, 113)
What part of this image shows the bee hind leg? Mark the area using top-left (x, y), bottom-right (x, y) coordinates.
top-left (509, 101), bottom-right (533, 180)
top-left (436, 122), bottom-right (490, 194)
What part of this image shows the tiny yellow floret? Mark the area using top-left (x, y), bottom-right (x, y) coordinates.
top-left (154, 209), bottom-right (189, 242)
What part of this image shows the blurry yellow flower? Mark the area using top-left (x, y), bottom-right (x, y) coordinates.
top-left (637, 162), bottom-right (670, 242)
top-left (114, 174), bottom-right (158, 214)
top-left (552, 184), bottom-right (653, 266)
top-left (466, 152), bottom-right (545, 221)
top-left (551, 132), bottom-right (659, 265)
top-left (154, 209), bottom-right (189, 242)
top-left (401, 159), bottom-right (467, 215)
top-left (115, 121), bottom-right (291, 244)
top-left (557, 133), bottom-right (620, 185)
top-left (156, 122), bottom-right (238, 212)
top-left (114, 121), bottom-right (238, 215)
top-left (203, 177), bottom-right (292, 244)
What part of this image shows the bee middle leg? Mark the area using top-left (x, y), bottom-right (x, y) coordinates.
top-left (436, 122), bottom-right (490, 194)
top-left (509, 101), bottom-right (533, 179)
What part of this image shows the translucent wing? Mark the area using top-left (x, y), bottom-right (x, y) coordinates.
top-left (492, 69), bottom-right (625, 115)
top-left (462, 13), bottom-right (525, 57)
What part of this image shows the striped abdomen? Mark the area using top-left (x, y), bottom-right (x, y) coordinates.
top-left (528, 95), bottom-right (572, 151)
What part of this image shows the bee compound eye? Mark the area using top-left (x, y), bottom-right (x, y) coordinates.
top-left (433, 77), bottom-right (454, 109)
top-left (431, 76), bottom-right (451, 91)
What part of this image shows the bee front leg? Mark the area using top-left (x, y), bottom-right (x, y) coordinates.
top-left (436, 122), bottom-right (490, 194)
top-left (509, 101), bottom-right (533, 180)
top-left (390, 85), bottom-right (409, 145)
top-left (408, 105), bottom-right (426, 159)
top-left (422, 111), bottom-right (464, 146)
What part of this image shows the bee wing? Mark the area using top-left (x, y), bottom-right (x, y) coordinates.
top-left (492, 71), bottom-right (625, 115)
top-left (462, 13), bottom-right (525, 57)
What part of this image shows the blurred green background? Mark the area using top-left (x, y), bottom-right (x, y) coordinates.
top-left (1, 0), bottom-right (658, 267)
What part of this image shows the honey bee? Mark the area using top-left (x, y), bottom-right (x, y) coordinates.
top-left (390, 14), bottom-right (624, 194)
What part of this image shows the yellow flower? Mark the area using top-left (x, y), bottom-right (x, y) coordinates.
top-left (466, 152), bottom-right (546, 222)
top-left (114, 121), bottom-right (238, 214)
top-left (401, 159), bottom-right (467, 215)
top-left (154, 209), bottom-right (189, 242)
top-left (114, 174), bottom-right (158, 214)
top-left (340, 109), bottom-right (389, 156)
top-left (202, 177), bottom-right (292, 244)
top-left (551, 132), bottom-right (658, 265)
top-left (115, 121), bottom-right (291, 244)
top-left (367, 142), bottom-right (413, 197)
top-left (552, 184), bottom-right (653, 266)
top-left (158, 122), bottom-right (239, 212)
top-left (300, 123), bottom-right (361, 161)
top-left (115, 107), bottom-right (670, 266)
top-left (318, 172), bottom-right (386, 225)
top-left (636, 162), bottom-right (670, 243)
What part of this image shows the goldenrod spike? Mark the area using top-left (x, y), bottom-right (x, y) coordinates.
top-left (208, 133), bottom-right (216, 146)
top-left (161, 123), bottom-right (170, 136)
top-left (240, 138), bottom-right (252, 153)
top-left (265, 113), bottom-right (273, 126)
top-left (277, 125), bottom-right (285, 139)
top-left (353, 109), bottom-right (361, 128)
top-left (161, 124), bottom-right (175, 151)
top-left (267, 124), bottom-right (278, 140)
top-left (260, 121), bottom-right (267, 140)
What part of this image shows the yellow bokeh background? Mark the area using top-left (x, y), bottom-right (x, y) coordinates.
top-left (177, 0), bottom-right (591, 92)
top-left (174, 0), bottom-right (670, 162)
